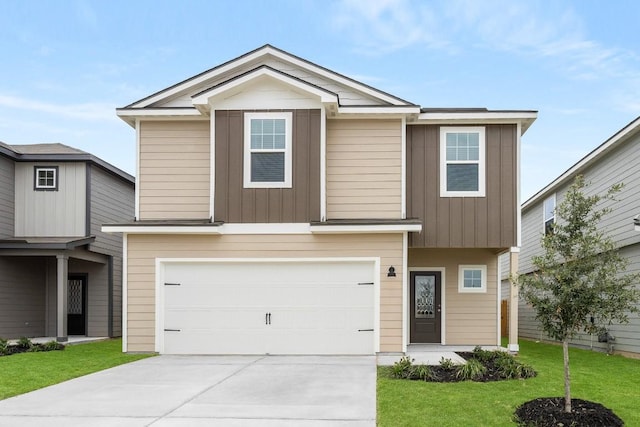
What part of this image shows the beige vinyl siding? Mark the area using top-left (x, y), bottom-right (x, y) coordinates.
top-left (14, 162), bottom-right (86, 237)
top-left (409, 248), bottom-right (498, 345)
top-left (326, 119), bottom-right (402, 219)
top-left (126, 233), bottom-right (403, 353)
top-left (138, 121), bottom-right (210, 220)
top-left (0, 155), bottom-right (14, 238)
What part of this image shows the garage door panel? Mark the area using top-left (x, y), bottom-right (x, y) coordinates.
top-left (162, 261), bottom-right (375, 355)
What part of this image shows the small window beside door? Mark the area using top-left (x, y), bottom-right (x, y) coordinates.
top-left (458, 265), bottom-right (487, 293)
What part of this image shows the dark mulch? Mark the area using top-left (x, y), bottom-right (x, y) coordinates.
top-left (514, 397), bottom-right (624, 427)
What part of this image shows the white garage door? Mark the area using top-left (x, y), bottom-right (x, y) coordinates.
top-left (161, 261), bottom-right (375, 355)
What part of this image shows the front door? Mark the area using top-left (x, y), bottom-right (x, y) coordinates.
top-left (67, 275), bottom-right (87, 335)
top-left (410, 271), bottom-right (442, 343)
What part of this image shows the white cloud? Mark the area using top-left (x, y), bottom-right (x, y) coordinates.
top-left (331, 0), bottom-right (449, 53)
top-left (0, 94), bottom-right (114, 121)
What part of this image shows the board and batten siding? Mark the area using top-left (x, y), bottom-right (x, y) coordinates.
top-left (520, 133), bottom-right (640, 274)
top-left (89, 165), bottom-right (134, 336)
top-left (138, 120), bottom-right (210, 220)
top-left (214, 109), bottom-right (321, 223)
top-left (126, 233), bottom-right (403, 353)
top-left (409, 248), bottom-right (499, 345)
top-left (14, 162), bottom-right (85, 237)
top-left (0, 257), bottom-right (46, 338)
top-left (0, 155), bottom-right (14, 238)
top-left (407, 124), bottom-right (517, 248)
top-left (326, 119), bottom-right (402, 219)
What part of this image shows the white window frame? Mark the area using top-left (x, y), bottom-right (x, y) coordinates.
top-left (543, 193), bottom-right (556, 235)
top-left (243, 112), bottom-right (292, 188)
top-left (440, 126), bottom-right (486, 197)
top-left (458, 265), bottom-right (487, 293)
top-left (34, 166), bottom-right (58, 191)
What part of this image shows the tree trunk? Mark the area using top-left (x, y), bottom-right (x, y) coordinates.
top-left (563, 339), bottom-right (571, 413)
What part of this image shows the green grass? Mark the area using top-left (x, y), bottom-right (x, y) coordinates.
top-left (0, 338), bottom-right (154, 400)
top-left (378, 339), bottom-right (640, 426)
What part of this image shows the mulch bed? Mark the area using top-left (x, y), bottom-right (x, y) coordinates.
top-left (514, 397), bottom-right (624, 427)
top-left (0, 342), bottom-right (65, 357)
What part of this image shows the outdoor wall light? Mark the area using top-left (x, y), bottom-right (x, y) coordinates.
top-left (387, 266), bottom-right (396, 277)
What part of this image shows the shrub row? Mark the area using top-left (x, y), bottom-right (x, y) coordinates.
top-left (0, 337), bottom-right (65, 356)
top-left (390, 346), bottom-right (537, 382)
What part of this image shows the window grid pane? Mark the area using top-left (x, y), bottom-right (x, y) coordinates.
top-left (463, 269), bottom-right (482, 288)
top-left (251, 119), bottom-right (286, 150)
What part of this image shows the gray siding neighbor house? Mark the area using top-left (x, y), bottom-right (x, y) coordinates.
top-left (501, 116), bottom-right (640, 357)
top-left (0, 142), bottom-right (134, 341)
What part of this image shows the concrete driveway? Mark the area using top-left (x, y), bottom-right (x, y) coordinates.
top-left (0, 355), bottom-right (376, 426)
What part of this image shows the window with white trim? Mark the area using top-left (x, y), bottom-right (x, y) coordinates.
top-left (440, 127), bottom-right (485, 197)
top-left (458, 265), bottom-right (487, 293)
top-left (244, 112), bottom-right (292, 188)
top-left (543, 194), bottom-right (556, 235)
top-left (34, 166), bottom-right (58, 191)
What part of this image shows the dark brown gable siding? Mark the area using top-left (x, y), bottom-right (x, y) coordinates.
top-left (407, 124), bottom-right (517, 248)
top-left (214, 109), bottom-right (321, 223)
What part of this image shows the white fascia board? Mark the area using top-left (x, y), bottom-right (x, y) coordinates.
top-left (310, 224), bottom-right (422, 234)
top-left (116, 108), bottom-right (205, 127)
top-left (219, 223), bottom-right (312, 234)
top-left (116, 108), bottom-right (203, 117)
top-left (101, 225), bottom-right (222, 234)
top-left (337, 106), bottom-right (421, 116)
top-left (415, 111), bottom-right (538, 133)
top-left (523, 117), bottom-right (640, 211)
top-left (129, 45), bottom-right (411, 109)
top-left (192, 68), bottom-right (338, 108)
top-left (128, 48), bottom-right (275, 108)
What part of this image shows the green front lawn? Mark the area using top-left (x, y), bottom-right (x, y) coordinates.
top-left (0, 338), bottom-right (154, 400)
top-left (378, 339), bottom-right (640, 426)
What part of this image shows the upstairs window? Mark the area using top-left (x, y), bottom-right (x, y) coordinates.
top-left (244, 112), bottom-right (292, 188)
top-left (440, 127), bottom-right (485, 197)
top-left (34, 166), bottom-right (58, 191)
top-left (544, 194), bottom-right (556, 235)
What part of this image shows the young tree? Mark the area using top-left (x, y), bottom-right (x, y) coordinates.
top-left (516, 175), bottom-right (640, 413)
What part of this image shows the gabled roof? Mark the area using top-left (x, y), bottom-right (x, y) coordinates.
top-left (124, 44), bottom-right (414, 110)
top-left (0, 141), bottom-right (134, 184)
top-left (523, 116), bottom-right (640, 210)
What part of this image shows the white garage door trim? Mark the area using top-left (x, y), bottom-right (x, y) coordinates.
top-left (155, 257), bottom-right (381, 354)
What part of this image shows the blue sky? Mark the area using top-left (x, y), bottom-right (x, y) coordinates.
top-left (1, 0), bottom-right (639, 200)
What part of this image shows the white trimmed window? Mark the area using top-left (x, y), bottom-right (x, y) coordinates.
top-left (458, 265), bottom-right (487, 293)
top-left (34, 166), bottom-right (58, 191)
top-left (440, 127), bottom-right (485, 197)
top-left (543, 194), bottom-right (556, 235)
top-left (244, 112), bottom-right (292, 188)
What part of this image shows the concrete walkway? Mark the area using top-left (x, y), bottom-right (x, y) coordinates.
top-left (0, 355), bottom-right (376, 426)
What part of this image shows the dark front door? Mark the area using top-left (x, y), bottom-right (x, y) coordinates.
top-left (67, 275), bottom-right (87, 335)
top-left (410, 271), bottom-right (441, 343)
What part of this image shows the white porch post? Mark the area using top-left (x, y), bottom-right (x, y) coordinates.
top-left (56, 254), bottom-right (69, 342)
top-left (508, 248), bottom-right (520, 353)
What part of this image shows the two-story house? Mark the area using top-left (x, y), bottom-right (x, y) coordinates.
top-left (0, 142), bottom-right (134, 341)
top-left (104, 45), bottom-right (536, 355)
top-left (505, 117), bottom-right (640, 357)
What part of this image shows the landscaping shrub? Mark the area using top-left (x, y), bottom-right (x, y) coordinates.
top-left (388, 349), bottom-right (537, 383)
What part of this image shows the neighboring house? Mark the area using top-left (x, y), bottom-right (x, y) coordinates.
top-left (0, 142), bottom-right (134, 341)
top-left (501, 116), bottom-right (640, 357)
top-left (104, 45), bottom-right (536, 355)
